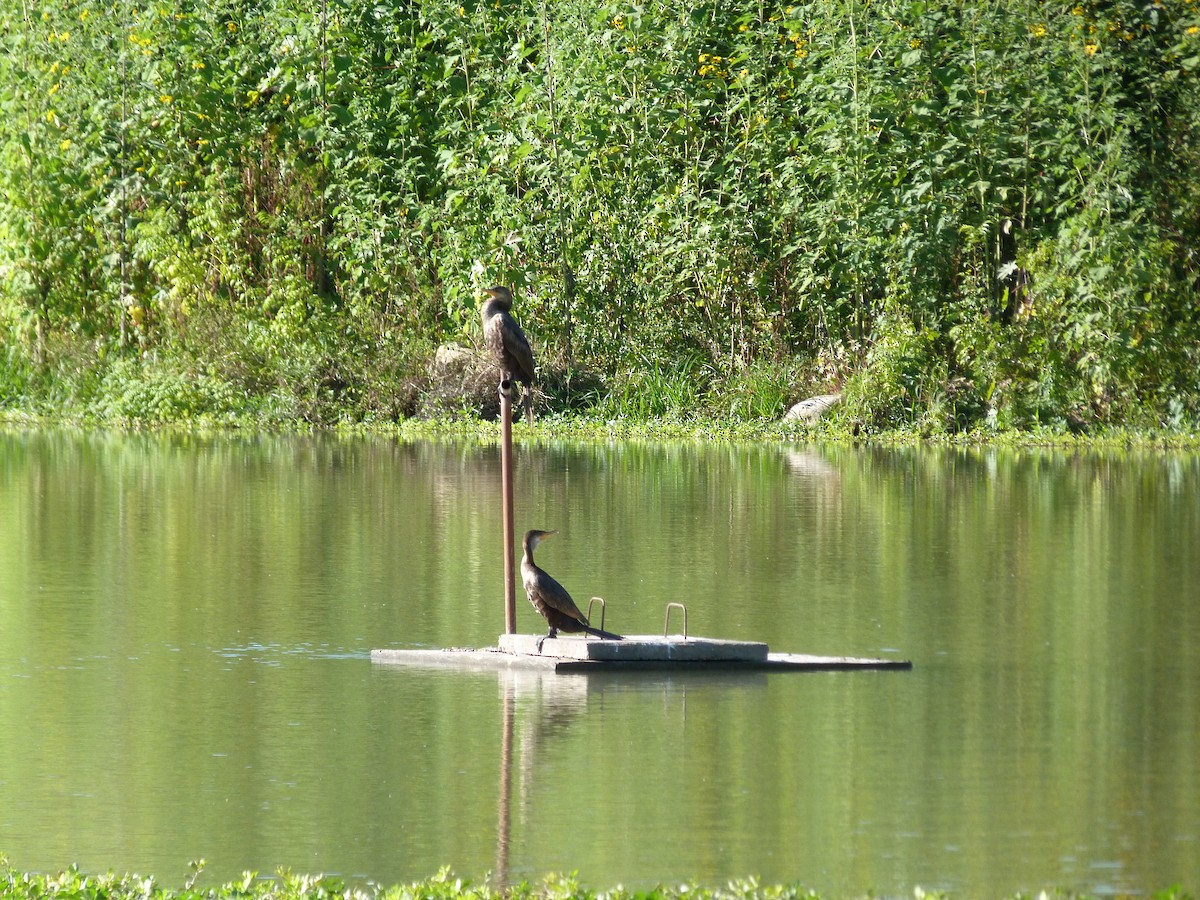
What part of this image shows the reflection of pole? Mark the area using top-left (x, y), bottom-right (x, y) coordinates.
top-left (500, 380), bottom-right (516, 634)
top-left (494, 674), bottom-right (514, 890)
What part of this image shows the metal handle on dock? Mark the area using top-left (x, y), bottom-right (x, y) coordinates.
top-left (663, 602), bottom-right (688, 639)
top-left (587, 596), bottom-right (607, 636)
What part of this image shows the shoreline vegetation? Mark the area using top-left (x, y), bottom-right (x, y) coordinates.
top-left (0, 864), bottom-right (1194, 900)
top-left (2, 405), bottom-right (1199, 451)
top-left (3, 1), bottom-right (1200, 442)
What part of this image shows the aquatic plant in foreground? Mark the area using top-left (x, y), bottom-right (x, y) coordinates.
top-left (0, 862), bottom-right (1193, 900)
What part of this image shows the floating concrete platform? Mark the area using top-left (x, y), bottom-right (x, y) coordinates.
top-left (371, 634), bottom-right (911, 673)
top-left (500, 633), bottom-right (770, 661)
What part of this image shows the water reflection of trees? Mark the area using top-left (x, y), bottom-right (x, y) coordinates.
top-left (5, 431), bottom-right (1199, 892)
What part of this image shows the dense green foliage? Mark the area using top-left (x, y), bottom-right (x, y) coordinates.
top-left (2, 0), bottom-right (1199, 432)
top-left (0, 863), bottom-right (1194, 900)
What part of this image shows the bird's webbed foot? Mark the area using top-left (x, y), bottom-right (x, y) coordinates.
top-left (535, 628), bottom-right (557, 654)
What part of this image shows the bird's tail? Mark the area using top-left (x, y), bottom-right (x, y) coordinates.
top-left (582, 625), bottom-right (624, 641)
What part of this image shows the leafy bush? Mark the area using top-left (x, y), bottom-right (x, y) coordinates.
top-left (1, 0), bottom-right (1199, 430)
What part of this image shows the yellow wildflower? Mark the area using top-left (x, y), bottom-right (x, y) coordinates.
top-left (60, 139), bottom-right (71, 151)
top-left (1188, 25), bottom-right (1199, 35)
top-left (1085, 42), bottom-right (1098, 54)
top-left (1031, 24), bottom-right (1047, 37)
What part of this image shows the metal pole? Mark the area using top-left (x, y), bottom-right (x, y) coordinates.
top-left (500, 380), bottom-right (516, 634)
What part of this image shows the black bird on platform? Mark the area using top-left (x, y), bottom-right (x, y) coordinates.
top-left (521, 529), bottom-right (623, 652)
top-left (480, 285), bottom-right (536, 423)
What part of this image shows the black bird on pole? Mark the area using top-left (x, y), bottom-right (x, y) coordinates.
top-left (521, 529), bottom-right (623, 651)
top-left (480, 285), bottom-right (536, 423)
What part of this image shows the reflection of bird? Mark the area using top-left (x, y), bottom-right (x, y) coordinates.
top-left (481, 286), bottom-right (536, 423)
top-left (521, 530), bottom-right (623, 651)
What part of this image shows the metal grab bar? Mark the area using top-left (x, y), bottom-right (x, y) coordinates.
top-left (663, 602), bottom-right (688, 639)
top-left (587, 596), bottom-right (607, 635)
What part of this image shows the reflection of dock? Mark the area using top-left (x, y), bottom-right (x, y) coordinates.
top-left (371, 634), bottom-right (911, 673)
top-left (374, 638), bottom-right (908, 892)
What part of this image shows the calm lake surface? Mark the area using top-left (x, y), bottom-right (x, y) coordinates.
top-left (1, 429), bottom-right (1197, 896)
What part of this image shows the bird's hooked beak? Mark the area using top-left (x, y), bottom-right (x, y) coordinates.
top-left (529, 529), bottom-right (558, 553)
top-left (482, 285), bottom-right (512, 308)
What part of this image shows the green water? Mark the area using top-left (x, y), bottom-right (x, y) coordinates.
top-left (1, 430), bottom-right (1197, 895)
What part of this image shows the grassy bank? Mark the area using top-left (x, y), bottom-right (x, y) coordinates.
top-left (0, 863), bottom-right (1193, 900)
top-left (3, 336), bottom-right (1199, 448)
top-left (3, 404), bottom-right (1200, 453)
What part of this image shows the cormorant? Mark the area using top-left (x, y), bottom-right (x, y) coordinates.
top-left (521, 529), bottom-right (623, 651)
top-left (480, 285), bottom-right (535, 423)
